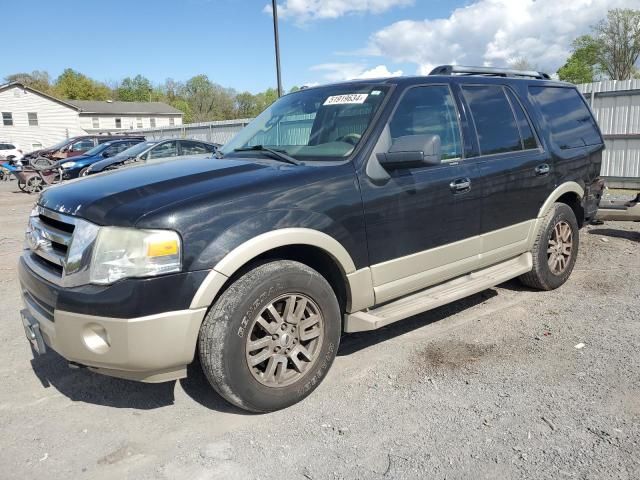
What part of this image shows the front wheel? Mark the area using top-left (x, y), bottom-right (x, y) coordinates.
top-left (198, 260), bottom-right (341, 412)
top-left (520, 203), bottom-right (579, 290)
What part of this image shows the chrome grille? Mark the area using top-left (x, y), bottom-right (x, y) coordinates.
top-left (23, 206), bottom-right (96, 287)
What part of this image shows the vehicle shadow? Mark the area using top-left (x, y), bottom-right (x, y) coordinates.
top-left (29, 348), bottom-right (247, 414)
top-left (338, 289), bottom-right (497, 356)
top-left (587, 228), bottom-right (640, 243)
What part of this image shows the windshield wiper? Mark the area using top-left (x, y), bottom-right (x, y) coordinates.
top-left (233, 145), bottom-right (301, 165)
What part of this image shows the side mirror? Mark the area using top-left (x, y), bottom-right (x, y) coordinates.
top-left (377, 134), bottom-right (442, 169)
top-left (102, 151), bottom-right (111, 158)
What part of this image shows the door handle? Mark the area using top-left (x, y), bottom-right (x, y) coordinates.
top-left (449, 177), bottom-right (471, 192)
top-left (535, 163), bottom-right (550, 176)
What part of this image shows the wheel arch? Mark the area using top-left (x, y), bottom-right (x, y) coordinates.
top-left (537, 182), bottom-right (584, 219)
top-left (189, 228), bottom-right (374, 316)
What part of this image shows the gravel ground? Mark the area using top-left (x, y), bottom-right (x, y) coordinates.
top-left (0, 179), bottom-right (638, 480)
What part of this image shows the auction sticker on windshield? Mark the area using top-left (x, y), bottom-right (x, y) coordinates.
top-left (323, 94), bottom-right (369, 105)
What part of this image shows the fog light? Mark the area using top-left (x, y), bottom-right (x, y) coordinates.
top-left (82, 324), bottom-right (110, 354)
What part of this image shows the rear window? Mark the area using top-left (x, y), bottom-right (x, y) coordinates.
top-left (529, 86), bottom-right (601, 150)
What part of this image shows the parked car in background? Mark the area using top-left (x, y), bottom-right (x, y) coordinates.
top-left (56, 139), bottom-right (145, 179)
top-left (23, 135), bottom-right (145, 166)
top-left (0, 142), bottom-right (24, 162)
top-left (84, 139), bottom-right (220, 175)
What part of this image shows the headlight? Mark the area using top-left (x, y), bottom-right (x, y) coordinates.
top-left (61, 161), bottom-right (76, 169)
top-left (90, 227), bottom-right (182, 284)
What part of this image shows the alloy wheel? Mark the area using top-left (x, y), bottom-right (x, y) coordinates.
top-left (547, 220), bottom-right (573, 275)
top-left (245, 293), bottom-right (324, 387)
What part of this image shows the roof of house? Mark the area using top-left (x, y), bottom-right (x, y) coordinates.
top-left (67, 100), bottom-right (183, 115)
top-left (0, 82), bottom-right (182, 116)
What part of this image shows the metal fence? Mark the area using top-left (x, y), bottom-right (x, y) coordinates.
top-left (578, 80), bottom-right (640, 187)
top-left (132, 118), bottom-right (253, 145)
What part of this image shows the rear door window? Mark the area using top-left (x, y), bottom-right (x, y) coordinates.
top-left (181, 141), bottom-right (209, 155)
top-left (148, 141), bottom-right (178, 160)
top-left (461, 85), bottom-right (522, 156)
top-left (528, 86), bottom-right (602, 149)
top-left (505, 90), bottom-right (538, 150)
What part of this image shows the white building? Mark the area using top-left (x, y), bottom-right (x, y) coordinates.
top-left (0, 82), bottom-right (183, 153)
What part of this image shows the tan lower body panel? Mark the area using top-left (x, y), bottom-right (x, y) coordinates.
top-left (344, 252), bottom-right (532, 333)
top-left (28, 303), bottom-right (207, 383)
top-left (372, 220), bottom-right (534, 304)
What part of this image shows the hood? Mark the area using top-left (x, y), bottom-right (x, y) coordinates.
top-left (38, 157), bottom-right (292, 226)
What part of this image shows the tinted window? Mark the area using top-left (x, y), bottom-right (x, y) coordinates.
top-left (389, 85), bottom-right (462, 161)
top-left (148, 141), bottom-right (178, 160)
top-left (529, 86), bottom-right (601, 149)
top-left (506, 89), bottom-right (537, 150)
top-left (462, 85), bottom-right (521, 156)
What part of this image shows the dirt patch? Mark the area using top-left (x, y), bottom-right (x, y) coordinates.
top-left (415, 340), bottom-right (499, 373)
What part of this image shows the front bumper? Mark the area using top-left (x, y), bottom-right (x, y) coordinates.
top-left (19, 256), bottom-right (208, 382)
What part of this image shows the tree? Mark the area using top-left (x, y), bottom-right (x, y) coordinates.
top-left (558, 35), bottom-right (601, 84)
top-left (115, 74), bottom-right (153, 102)
top-left (53, 68), bottom-right (111, 100)
top-left (594, 9), bottom-right (640, 80)
top-left (4, 71), bottom-right (53, 93)
top-left (508, 58), bottom-right (537, 71)
top-left (182, 75), bottom-right (237, 122)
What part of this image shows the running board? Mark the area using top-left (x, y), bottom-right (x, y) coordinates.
top-left (344, 253), bottom-right (532, 333)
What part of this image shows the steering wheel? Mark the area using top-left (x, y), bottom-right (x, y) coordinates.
top-left (336, 133), bottom-right (362, 146)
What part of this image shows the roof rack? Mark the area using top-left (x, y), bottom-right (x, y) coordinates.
top-left (429, 65), bottom-right (551, 80)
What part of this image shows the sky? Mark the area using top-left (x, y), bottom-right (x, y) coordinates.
top-left (1, 0), bottom-right (636, 93)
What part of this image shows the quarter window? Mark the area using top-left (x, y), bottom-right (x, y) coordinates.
top-left (529, 86), bottom-right (601, 150)
top-left (28, 112), bottom-right (38, 126)
top-left (462, 85), bottom-right (521, 156)
top-left (388, 86), bottom-right (462, 161)
top-left (2, 112), bottom-right (13, 126)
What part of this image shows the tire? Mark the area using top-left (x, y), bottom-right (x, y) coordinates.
top-left (18, 179), bottom-right (27, 192)
top-left (79, 167), bottom-right (89, 177)
top-left (198, 260), bottom-right (341, 412)
top-left (520, 203), bottom-right (579, 290)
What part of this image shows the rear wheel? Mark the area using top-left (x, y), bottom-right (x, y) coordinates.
top-left (520, 203), bottom-right (579, 290)
top-left (18, 179), bottom-right (27, 192)
top-left (198, 260), bottom-right (341, 412)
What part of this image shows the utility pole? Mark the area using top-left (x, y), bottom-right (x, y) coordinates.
top-left (271, 0), bottom-right (283, 97)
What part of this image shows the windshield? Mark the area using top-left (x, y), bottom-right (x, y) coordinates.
top-left (221, 84), bottom-right (389, 160)
top-left (82, 142), bottom-right (111, 157)
top-left (112, 141), bottom-right (156, 160)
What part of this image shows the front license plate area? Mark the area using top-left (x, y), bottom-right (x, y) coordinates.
top-left (21, 309), bottom-right (47, 355)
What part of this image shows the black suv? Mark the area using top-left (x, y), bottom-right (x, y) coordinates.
top-left (19, 66), bottom-right (604, 412)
